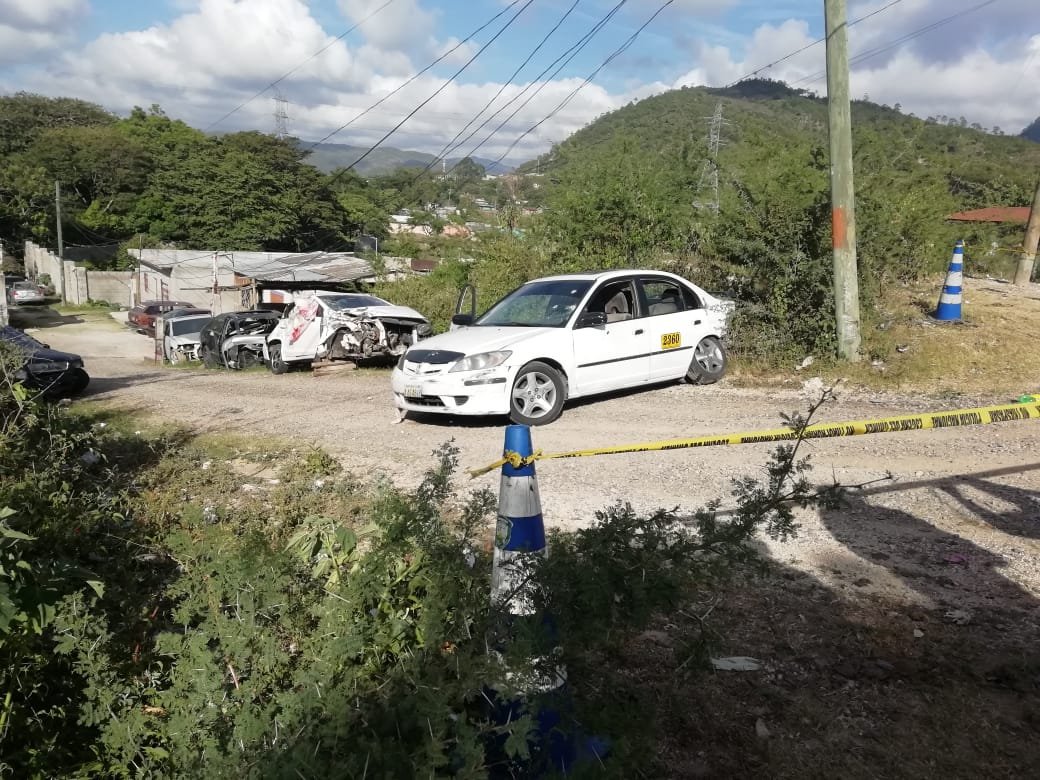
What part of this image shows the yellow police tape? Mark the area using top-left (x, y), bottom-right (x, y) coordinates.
top-left (468, 401), bottom-right (1040, 478)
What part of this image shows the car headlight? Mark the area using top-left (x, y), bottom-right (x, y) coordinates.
top-left (449, 350), bottom-right (511, 373)
top-left (29, 360), bottom-right (70, 373)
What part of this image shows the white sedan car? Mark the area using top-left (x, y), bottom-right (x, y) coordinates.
top-left (391, 270), bottom-right (733, 425)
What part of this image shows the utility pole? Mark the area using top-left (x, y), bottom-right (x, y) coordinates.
top-left (1013, 175), bottom-right (1040, 285)
top-left (55, 180), bottom-right (64, 260)
top-left (824, 0), bottom-right (861, 360)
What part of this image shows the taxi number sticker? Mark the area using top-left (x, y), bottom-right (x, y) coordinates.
top-left (661, 332), bottom-right (681, 350)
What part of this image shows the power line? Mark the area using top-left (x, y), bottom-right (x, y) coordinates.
top-left (325, 0), bottom-right (536, 183)
top-left (449, 0), bottom-right (630, 168)
top-left (491, 0), bottom-right (675, 167)
top-left (203, 0), bottom-right (398, 132)
top-left (793, 0), bottom-right (1002, 87)
top-left (722, 0), bottom-right (906, 89)
top-left (307, 0), bottom-right (528, 150)
top-left (416, 0), bottom-right (583, 178)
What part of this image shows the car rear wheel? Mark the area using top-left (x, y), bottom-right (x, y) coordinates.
top-left (686, 336), bottom-right (727, 385)
top-left (509, 361), bottom-right (565, 426)
top-left (268, 343), bottom-right (288, 375)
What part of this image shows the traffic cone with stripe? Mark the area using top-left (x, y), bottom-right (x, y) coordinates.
top-left (935, 240), bottom-right (965, 321)
top-left (489, 425), bottom-right (607, 774)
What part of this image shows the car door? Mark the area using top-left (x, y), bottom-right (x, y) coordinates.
top-left (570, 277), bottom-right (652, 396)
top-left (281, 298), bottom-right (325, 361)
top-left (640, 277), bottom-right (712, 381)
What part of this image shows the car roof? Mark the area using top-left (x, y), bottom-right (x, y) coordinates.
top-left (524, 269), bottom-right (687, 284)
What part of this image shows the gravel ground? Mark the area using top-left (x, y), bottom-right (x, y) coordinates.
top-left (22, 309), bottom-right (1040, 618)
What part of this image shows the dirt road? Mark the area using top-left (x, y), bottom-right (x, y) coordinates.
top-left (19, 308), bottom-right (1040, 614)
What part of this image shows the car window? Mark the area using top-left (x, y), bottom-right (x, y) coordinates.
top-left (582, 279), bottom-right (638, 322)
top-left (478, 280), bottom-right (593, 328)
top-left (641, 279), bottom-right (690, 317)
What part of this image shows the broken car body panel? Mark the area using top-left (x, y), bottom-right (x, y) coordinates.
top-left (199, 311), bottom-right (280, 369)
top-left (264, 292), bottom-right (431, 369)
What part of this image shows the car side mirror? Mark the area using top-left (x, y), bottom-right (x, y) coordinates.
top-left (575, 311), bottom-right (608, 328)
top-left (451, 313), bottom-right (474, 327)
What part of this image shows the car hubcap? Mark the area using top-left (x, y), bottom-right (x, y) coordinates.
top-left (512, 371), bottom-right (556, 418)
top-left (695, 340), bottom-right (723, 373)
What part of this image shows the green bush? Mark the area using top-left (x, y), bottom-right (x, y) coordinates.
top-left (0, 356), bottom-right (841, 776)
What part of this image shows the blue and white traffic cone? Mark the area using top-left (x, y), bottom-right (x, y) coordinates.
top-left (935, 240), bottom-right (965, 321)
top-left (488, 426), bottom-right (607, 775)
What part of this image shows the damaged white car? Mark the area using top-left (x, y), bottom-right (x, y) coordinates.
top-left (263, 292), bottom-right (432, 374)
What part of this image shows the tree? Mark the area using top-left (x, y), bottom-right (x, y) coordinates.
top-left (451, 156), bottom-right (486, 189)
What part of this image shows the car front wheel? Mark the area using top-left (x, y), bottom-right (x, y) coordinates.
top-left (686, 336), bottom-right (727, 384)
top-left (509, 361), bottom-right (565, 426)
top-left (268, 343), bottom-right (288, 375)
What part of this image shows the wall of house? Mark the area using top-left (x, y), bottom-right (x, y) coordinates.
top-left (87, 272), bottom-right (135, 307)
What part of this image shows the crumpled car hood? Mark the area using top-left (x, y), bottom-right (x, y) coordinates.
top-left (334, 304), bottom-right (428, 322)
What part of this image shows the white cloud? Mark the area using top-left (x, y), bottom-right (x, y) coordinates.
top-left (672, 13), bottom-right (1040, 135)
top-left (338, 0), bottom-right (441, 61)
top-left (0, 0), bottom-right (87, 64)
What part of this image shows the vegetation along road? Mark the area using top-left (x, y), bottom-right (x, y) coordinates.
top-left (30, 302), bottom-right (1040, 614)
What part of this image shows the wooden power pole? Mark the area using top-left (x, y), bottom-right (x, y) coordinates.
top-left (55, 180), bottom-right (64, 259)
top-left (1013, 175), bottom-right (1040, 285)
top-left (824, 0), bottom-right (861, 360)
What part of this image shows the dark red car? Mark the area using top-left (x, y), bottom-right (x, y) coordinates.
top-left (128, 300), bottom-right (195, 336)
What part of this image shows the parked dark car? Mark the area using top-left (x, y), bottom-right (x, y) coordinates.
top-left (128, 299), bottom-right (194, 336)
top-left (198, 311), bottom-right (280, 369)
top-left (0, 325), bottom-right (90, 397)
top-left (162, 307), bottom-right (210, 321)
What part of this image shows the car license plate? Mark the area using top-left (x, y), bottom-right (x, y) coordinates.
top-left (661, 332), bottom-right (681, 349)
top-left (404, 384), bottom-right (422, 399)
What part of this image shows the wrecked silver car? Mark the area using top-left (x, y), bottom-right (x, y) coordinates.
top-left (161, 314), bottom-right (211, 363)
top-left (199, 310), bottom-right (280, 370)
top-left (263, 292), bottom-right (431, 374)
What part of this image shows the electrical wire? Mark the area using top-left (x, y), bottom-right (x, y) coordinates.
top-left (448, 0), bottom-right (629, 168)
top-left (722, 0), bottom-right (906, 89)
top-left (203, 0), bottom-right (398, 132)
top-left (306, 0), bottom-right (527, 150)
top-left (491, 0), bottom-right (675, 167)
top-left (323, 0), bottom-right (536, 185)
top-left (415, 0), bottom-right (583, 178)
top-left (792, 0), bottom-right (1002, 87)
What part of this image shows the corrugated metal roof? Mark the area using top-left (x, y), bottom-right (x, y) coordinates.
top-left (138, 249), bottom-right (375, 284)
top-left (947, 207), bottom-right (1030, 223)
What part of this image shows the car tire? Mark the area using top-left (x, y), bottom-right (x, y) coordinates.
top-left (686, 336), bottom-right (727, 385)
top-left (268, 343), bottom-right (288, 375)
top-left (509, 361), bottom-right (566, 426)
top-left (201, 345), bottom-right (220, 369)
top-left (64, 367), bottom-right (90, 396)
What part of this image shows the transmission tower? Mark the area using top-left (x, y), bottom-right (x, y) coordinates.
top-left (273, 90), bottom-right (290, 139)
top-left (693, 102), bottom-right (727, 213)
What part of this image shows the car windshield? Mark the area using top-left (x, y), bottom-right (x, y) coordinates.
top-left (322, 294), bottom-right (388, 310)
top-left (477, 280), bottom-right (593, 328)
top-left (13, 282), bottom-right (36, 291)
top-left (169, 318), bottom-right (208, 336)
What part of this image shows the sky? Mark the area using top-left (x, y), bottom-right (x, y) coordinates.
top-left (0, 0), bottom-right (1037, 164)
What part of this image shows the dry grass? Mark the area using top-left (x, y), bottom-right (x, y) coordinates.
top-left (731, 276), bottom-right (1040, 399)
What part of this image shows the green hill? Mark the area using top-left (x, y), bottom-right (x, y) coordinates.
top-left (522, 79), bottom-right (1040, 360)
top-left (301, 141), bottom-right (513, 176)
top-left (1022, 116), bottom-right (1040, 143)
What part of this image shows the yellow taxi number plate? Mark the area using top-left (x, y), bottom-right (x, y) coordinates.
top-left (661, 332), bottom-right (681, 350)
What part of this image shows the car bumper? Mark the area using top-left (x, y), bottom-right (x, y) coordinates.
top-left (391, 365), bottom-right (513, 416)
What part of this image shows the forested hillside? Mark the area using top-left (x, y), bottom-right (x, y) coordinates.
top-left (508, 79), bottom-right (1040, 359)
